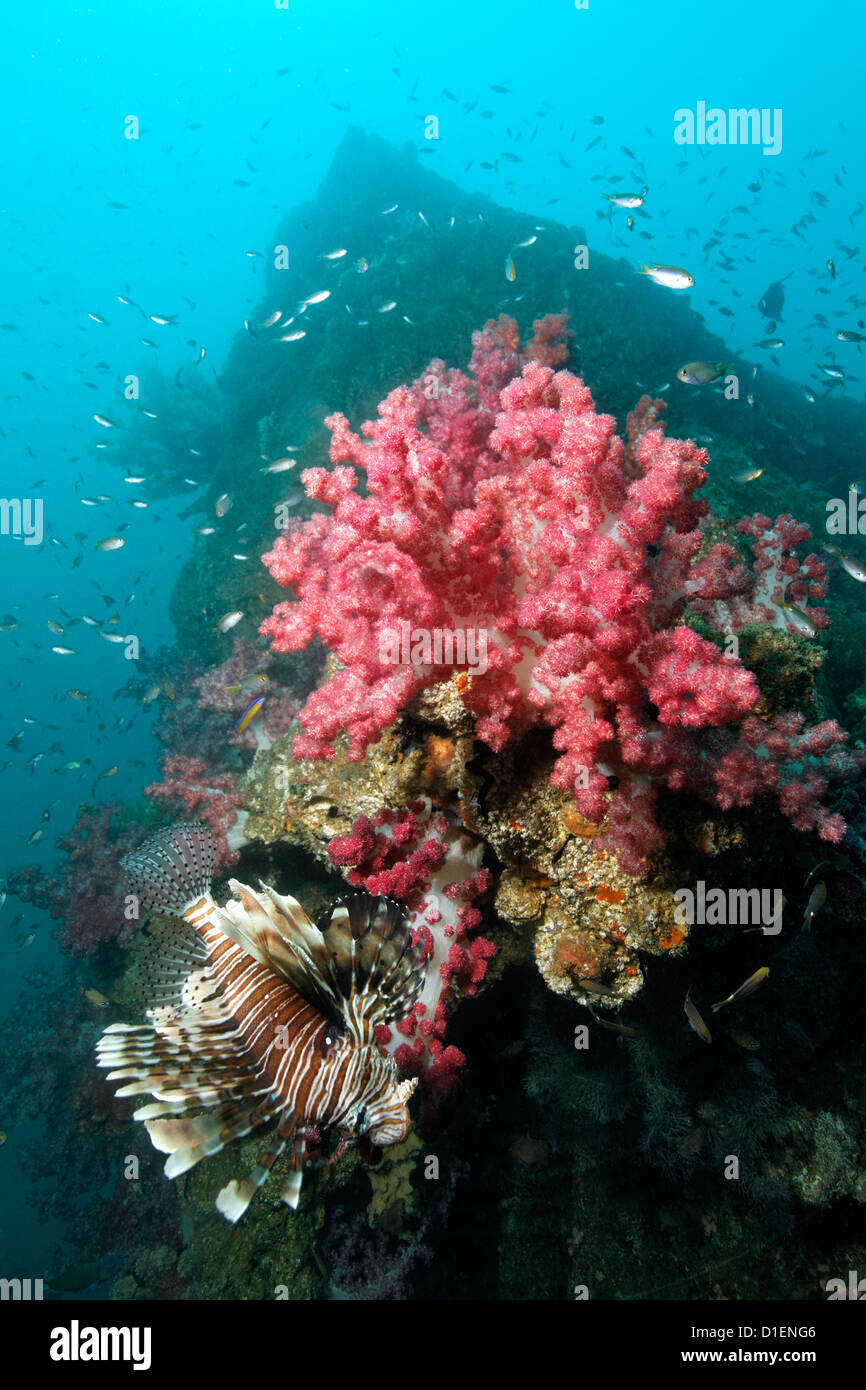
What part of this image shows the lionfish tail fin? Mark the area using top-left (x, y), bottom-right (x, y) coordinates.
top-left (121, 821), bottom-right (216, 917)
top-left (316, 895), bottom-right (427, 1042)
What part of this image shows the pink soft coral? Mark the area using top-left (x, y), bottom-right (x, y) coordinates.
top-left (261, 316), bottom-right (859, 874)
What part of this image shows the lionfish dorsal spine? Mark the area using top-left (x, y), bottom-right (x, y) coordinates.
top-left (313, 895), bottom-right (428, 1043)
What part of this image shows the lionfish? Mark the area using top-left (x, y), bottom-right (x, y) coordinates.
top-left (96, 822), bottom-right (424, 1222)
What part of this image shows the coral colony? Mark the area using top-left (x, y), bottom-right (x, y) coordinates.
top-left (261, 314), bottom-right (859, 879)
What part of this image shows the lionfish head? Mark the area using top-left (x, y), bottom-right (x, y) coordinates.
top-left (364, 1075), bottom-right (419, 1148)
top-left (340, 1073), bottom-right (418, 1149)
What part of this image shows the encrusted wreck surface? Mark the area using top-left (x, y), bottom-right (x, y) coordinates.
top-left (241, 671), bottom-right (769, 1012)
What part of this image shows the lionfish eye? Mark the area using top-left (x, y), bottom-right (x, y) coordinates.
top-left (319, 1018), bottom-right (345, 1058)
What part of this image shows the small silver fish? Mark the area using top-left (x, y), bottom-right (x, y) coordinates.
top-left (821, 544), bottom-right (866, 582)
top-left (92, 414), bottom-right (116, 429)
top-left (638, 263), bottom-right (694, 289)
top-left (216, 610), bottom-right (244, 633)
top-left (677, 361), bottom-right (726, 386)
top-left (684, 989), bottom-right (712, 1043)
top-left (261, 459), bottom-right (297, 473)
top-left (711, 966), bottom-right (770, 1013)
top-left (773, 597), bottom-right (817, 638)
top-left (95, 537), bottom-right (125, 551)
top-left (588, 1006), bottom-right (638, 1037)
top-left (802, 881), bottom-right (827, 931)
top-left (215, 494), bottom-right (232, 519)
top-left (578, 980), bottom-right (618, 999)
top-left (605, 187), bottom-right (647, 209)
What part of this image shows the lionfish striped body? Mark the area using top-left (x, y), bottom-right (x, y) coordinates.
top-left (96, 823), bottom-right (424, 1222)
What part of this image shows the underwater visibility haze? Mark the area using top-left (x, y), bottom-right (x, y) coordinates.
top-left (3, 0), bottom-right (866, 1312)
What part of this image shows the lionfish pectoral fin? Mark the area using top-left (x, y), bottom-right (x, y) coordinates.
top-left (152, 1115), bottom-right (227, 1177)
top-left (124, 915), bottom-right (212, 1016)
top-left (215, 1113), bottom-right (299, 1224)
top-left (145, 1114), bottom-right (222, 1155)
top-left (121, 821), bottom-right (216, 918)
top-left (96, 979), bottom-right (273, 1181)
top-left (148, 1097), bottom-right (283, 1180)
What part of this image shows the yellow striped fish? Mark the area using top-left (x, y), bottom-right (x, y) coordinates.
top-left (96, 823), bottom-right (424, 1222)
